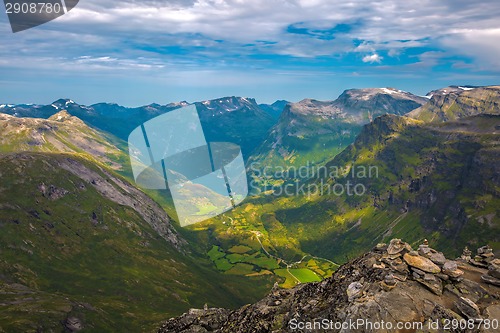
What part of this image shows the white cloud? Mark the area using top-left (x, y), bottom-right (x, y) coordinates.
top-left (54, 0), bottom-right (497, 41)
top-left (441, 28), bottom-right (500, 69)
top-left (54, 1), bottom-right (500, 61)
top-left (0, 0), bottom-right (499, 74)
top-left (362, 54), bottom-right (383, 64)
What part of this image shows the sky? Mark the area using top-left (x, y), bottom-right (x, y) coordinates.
top-left (1, 0), bottom-right (499, 106)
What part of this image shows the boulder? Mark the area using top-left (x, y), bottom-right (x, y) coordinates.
top-left (403, 253), bottom-right (441, 274)
top-left (381, 274), bottom-right (398, 291)
top-left (382, 257), bottom-right (408, 274)
top-left (470, 245), bottom-right (496, 268)
top-left (384, 274), bottom-right (397, 286)
top-left (64, 317), bottom-right (83, 332)
top-left (470, 255), bottom-right (489, 268)
top-left (482, 252), bottom-right (495, 263)
top-left (416, 244), bottom-right (446, 265)
top-left (411, 267), bottom-right (425, 279)
top-left (436, 273), bottom-right (449, 281)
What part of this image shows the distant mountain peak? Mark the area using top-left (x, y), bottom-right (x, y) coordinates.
top-left (165, 101), bottom-right (190, 108)
top-left (196, 96), bottom-right (262, 115)
top-left (258, 100), bottom-right (289, 120)
top-left (51, 98), bottom-right (76, 108)
top-left (199, 96), bottom-right (258, 107)
top-left (284, 87), bottom-right (427, 119)
top-left (271, 99), bottom-right (288, 106)
top-left (338, 87), bottom-right (427, 103)
top-left (48, 110), bottom-right (79, 123)
top-left (249, 87), bottom-right (429, 176)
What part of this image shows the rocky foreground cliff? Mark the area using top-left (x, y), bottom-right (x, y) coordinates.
top-left (159, 239), bottom-right (500, 332)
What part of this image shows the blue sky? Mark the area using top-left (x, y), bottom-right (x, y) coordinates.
top-left (1, 0), bottom-right (499, 105)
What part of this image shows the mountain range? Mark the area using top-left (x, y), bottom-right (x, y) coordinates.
top-left (0, 97), bottom-right (283, 160)
top-left (248, 88), bottom-right (428, 190)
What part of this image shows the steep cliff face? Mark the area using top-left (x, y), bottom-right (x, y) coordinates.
top-left (322, 113), bottom-right (500, 252)
top-left (159, 239), bottom-right (500, 333)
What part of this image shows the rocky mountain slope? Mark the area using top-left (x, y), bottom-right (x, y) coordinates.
top-left (408, 86), bottom-right (500, 122)
top-left (0, 110), bottom-right (128, 172)
top-left (246, 87), bottom-right (498, 262)
top-left (0, 152), bottom-right (274, 332)
top-left (280, 112), bottom-right (499, 261)
top-left (159, 239), bottom-right (500, 332)
top-left (333, 88), bottom-right (428, 120)
top-left (248, 88), bottom-right (427, 189)
top-left (425, 85), bottom-right (481, 97)
top-left (0, 108), bottom-right (278, 331)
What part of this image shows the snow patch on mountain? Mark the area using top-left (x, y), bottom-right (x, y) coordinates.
top-left (382, 88), bottom-right (396, 95)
